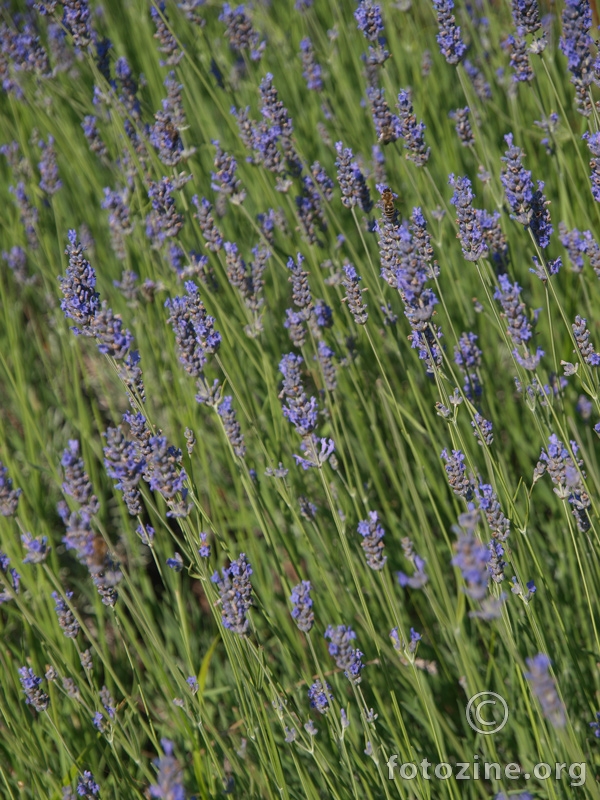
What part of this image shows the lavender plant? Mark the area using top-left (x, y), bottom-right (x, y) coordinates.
top-left (1, 1), bottom-right (600, 797)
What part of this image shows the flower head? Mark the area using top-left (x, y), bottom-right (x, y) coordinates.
top-left (324, 625), bottom-right (364, 683)
top-left (357, 511), bottom-right (386, 570)
top-left (19, 666), bottom-right (49, 712)
top-left (524, 654), bottom-right (565, 727)
top-left (290, 580), bottom-right (314, 632)
top-left (433, 0), bottom-right (467, 65)
top-left (211, 554), bottom-right (253, 635)
top-left (59, 231), bottom-right (100, 333)
top-left (0, 461), bottom-right (21, 516)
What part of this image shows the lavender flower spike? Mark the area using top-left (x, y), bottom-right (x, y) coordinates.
top-left (524, 654), bottom-right (565, 727)
top-left (0, 461), bottom-right (21, 516)
top-left (357, 511), bottom-right (386, 570)
top-left (165, 282), bottom-right (221, 378)
top-left (19, 666), bottom-right (49, 711)
top-left (38, 136), bottom-right (62, 195)
top-left (334, 142), bottom-right (373, 213)
top-left (308, 680), bottom-right (333, 714)
top-left (354, 0), bottom-right (384, 42)
top-left (211, 553), bottom-right (253, 635)
top-left (500, 134), bottom-right (552, 248)
top-left (451, 532), bottom-right (490, 601)
top-left (219, 3), bottom-right (265, 61)
top-left (52, 590), bottom-right (80, 638)
top-left (59, 230), bottom-right (100, 334)
top-left (290, 580), bottom-right (314, 632)
top-left (324, 624), bottom-right (364, 683)
top-left (560, 0), bottom-right (594, 115)
top-left (279, 353), bottom-right (318, 437)
top-left (396, 90), bottom-right (430, 166)
top-left (150, 739), bottom-right (185, 799)
top-left (449, 174), bottom-right (487, 261)
top-left (572, 315), bottom-right (600, 365)
top-left (583, 132), bottom-right (600, 202)
top-left (341, 263), bottom-right (368, 324)
top-left (512, 0), bottom-right (542, 36)
top-left (21, 532), bottom-right (50, 564)
top-left (217, 396), bottom-right (246, 458)
top-left (433, 0), bottom-right (467, 65)
top-left (441, 449), bottom-right (472, 499)
top-left (77, 770), bottom-right (100, 798)
top-left (300, 37), bottom-right (322, 92)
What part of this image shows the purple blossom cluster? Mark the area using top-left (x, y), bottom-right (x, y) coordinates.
top-left (192, 196), bottom-right (223, 252)
top-left (397, 537), bottom-right (428, 589)
top-left (217, 396), bottom-right (245, 458)
top-left (0, 550), bottom-right (21, 604)
top-left (165, 281), bottom-right (221, 379)
top-left (150, 76), bottom-right (187, 167)
top-left (62, 0), bottom-right (93, 50)
top-left (494, 274), bottom-right (543, 370)
top-left (219, 3), bottom-right (265, 61)
top-left (377, 203), bottom-right (442, 374)
top-left (506, 34), bottom-right (533, 83)
top-left (441, 449), bottom-right (472, 499)
top-left (51, 590), bottom-right (80, 638)
top-left (524, 654), bottom-right (565, 727)
top-left (583, 132), bottom-right (600, 202)
top-left (103, 425), bottom-right (145, 515)
top-left (452, 531), bottom-right (490, 601)
top-left (147, 436), bottom-right (189, 517)
top-left (449, 175), bottom-right (487, 261)
top-left (396, 90), bottom-right (430, 166)
top-left (357, 511), bottom-right (386, 570)
top-left (335, 142), bottom-right (373, 213)
top-left (433, 0), bottom-right (467, 65)
top-left (38, 136), bottom-right (62, 195)
top-left (211, 553), bottom-right (253, 635)
top-left (559, 0), bottom-right (594, 115)
top-left (19, 666), bottom-right (49, 712)
top-left (324, 624), bottom-right (364, 683)
top-left (449, 107), bottom-right (474, 147)
top-left (0, 461), bottom-right (21, 516)
top-left (308, 680), bottom-right (332, 714)
top-left (572, 315), bottom-right (600, 365)
top-left (355, 0), bottom-right (389, 70)
top-left (454, 332), bottom-right (482, 399)
top-left (149, 739), bottom-right (185, 800)
top-left (211, 140), bottom-right (245, 204)
top-left (300, 38), bottom-right (322, 92)
top-left (290, 580), bottom-right (314, 632)
top-left (58, 440), bottom-right (121, 606)
top-left (512, 0), bottom-right (542, 37)
top-left (9, 183), bottom-right (39, 249)
top-left (59, 229), bottom-right (140, 371)
top-left (500, 134), bottom-right (552, 248)
top-left (101, 187), bottom-right (133, 259)
top-left (151, 2), bottom-right (183, 66)
top-left (367, 87), bottom-right (401, 146)
top-left (535, 434), bottom-right (590, 532)
top-left (341, 264), bottom-right (368, 324)
top-left (476, 483), bottom-right (511, 542)
top-left (279, 354), bottom-right (318, 437)
top-left (146, 178), bottom-right (184, 247)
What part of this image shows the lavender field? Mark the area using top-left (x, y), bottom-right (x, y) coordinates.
top-left (1, 0), bottom-right (600, 797)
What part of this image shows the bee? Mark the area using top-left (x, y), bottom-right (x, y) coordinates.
top-left (88, 534), bottom-right (108, 572)
top-left (162, 120), bottom-right (181, 149)
top-left (381, 187), bottom-right (398, 226)
top-left (378, 125), bottom-right (396, 146)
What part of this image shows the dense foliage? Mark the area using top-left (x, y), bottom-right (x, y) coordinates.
top-left (2, 0), bottom-right (600, 797)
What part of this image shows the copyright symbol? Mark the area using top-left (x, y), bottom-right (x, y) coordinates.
top-left (466, 692), bottom-right (509, 735)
